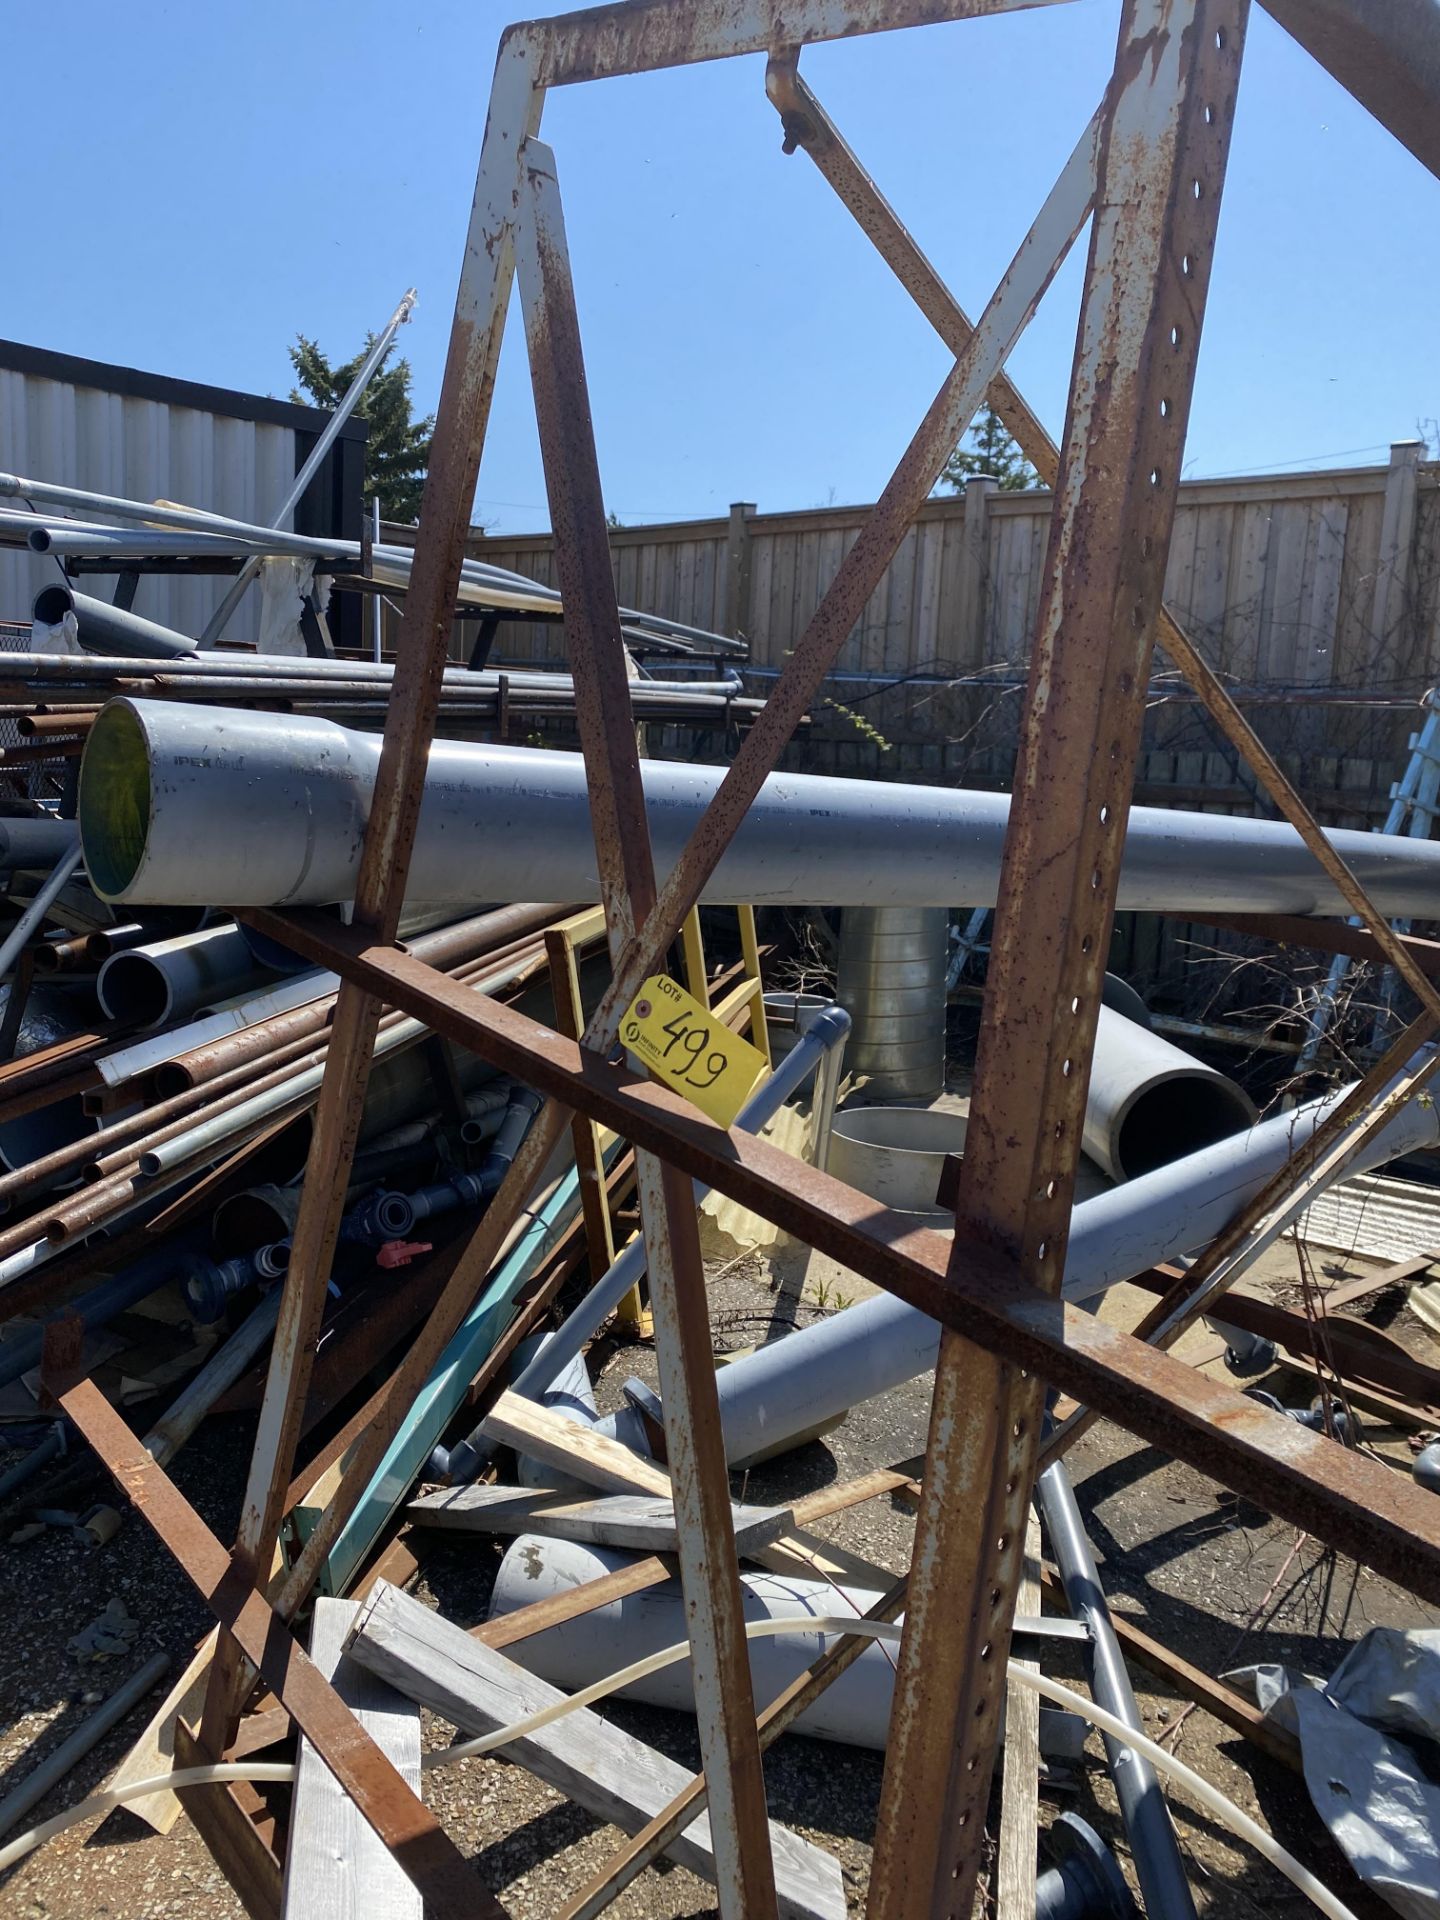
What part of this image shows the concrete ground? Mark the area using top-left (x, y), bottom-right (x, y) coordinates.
top-left (1, 1213), bottom-right (1437, 1917)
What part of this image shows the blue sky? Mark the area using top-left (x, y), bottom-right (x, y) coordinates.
top-left (8, 2), bottom-right (1434, 533)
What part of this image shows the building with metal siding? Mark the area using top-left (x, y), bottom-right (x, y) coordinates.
top-left (0, 340), bottom-right (366, 646)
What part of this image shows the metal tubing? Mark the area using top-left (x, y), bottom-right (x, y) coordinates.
top-left (435, 1004), bottom-right (852, 1483)
top-left (32, 584), bottom-right (197, 661)
top-left (80, 697), bottom-right (1440, 918)
top-left (1036, 1461), bottom-right (1197, 1920)
top-left (1084, 1004), bottom-right (1256, 1180)
top-left (0, 843), bottom-right (85, 981)
top-left (96, 925), bottom-right (275, 1031)
top-left (198, 288), bottom-right (418, 645)
top-left (0, 1651), bottom-right (171, 1843)
top-left (96, 969), bottom-right (341, 1089)
top-left (594, 1055), bottom-right (1440, 1466)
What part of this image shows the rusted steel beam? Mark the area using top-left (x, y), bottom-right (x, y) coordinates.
top-left (765, 57), bottom-right (1062, 481)
top-left (1157, 626), bottom-right (1440, 1024)
top-left (775, 41), bottom-right (1440, 1038)
top-left (1167, 910), bottom-right (1440, 980)
top-left (242, 912), bottom-right (1440, 1604)
top-left (867, 7), bottom-right (1249, 1912)
top-left (584, 101), bottom-right (1098, 1051)
top-left (1261, 0), bottom-right (1440, 185)
top-left (61, 1377), bottom-right (505, 1920)
top-left (202, 30), bottom-right (549, 1749)
top-left (272, 1103), bottom-right (572, 1615)
top-left (529, 0), bottom-right (1075, 88)
top-left (514, 136), bottom-right (777, 1917)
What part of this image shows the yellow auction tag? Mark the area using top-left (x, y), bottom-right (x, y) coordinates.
top-left (621, 974), bottom-right (767, 1127)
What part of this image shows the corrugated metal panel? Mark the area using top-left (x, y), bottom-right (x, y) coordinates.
top-left (0, 367), bottom-right (297, 643)
top-left (1287, 1171), bottom-right (1440, 1265)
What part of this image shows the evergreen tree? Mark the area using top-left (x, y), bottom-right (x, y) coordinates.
top-left (940, 405), bottom-right (1039, 492)
top-left (289, 334), bottom-right (434, 522)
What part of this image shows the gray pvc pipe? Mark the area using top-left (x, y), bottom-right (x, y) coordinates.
top-left (1037, 1460), bottom-right (1197, 1920)
top-left (488, 1535), bottom-right (905, 1750)
top-left (32, 584), bottom-right (197, 660)
top-left (1084, 1004), bottom-right (1256, 1180)
top-left (487, 1536), bottom-right (1081, 1759)
top-left (0, 1651), bottom-right (170, 1842)
top-left (96, 924), bottom-right (275, 1030)
top-left (0, 817), bottom-right (78, 871)
top-left (79, 697), bottom-right (1440, 916)
top-left (596, 1053), bottom-right (1440, 1465)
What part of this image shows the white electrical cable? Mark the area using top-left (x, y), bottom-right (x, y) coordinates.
top-left (0, 1619), bottom-right (1356, 1920)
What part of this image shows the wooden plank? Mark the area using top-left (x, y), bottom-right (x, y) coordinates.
top-left (108, 1633), bottom-right (218, 1834)
top-left (748, 533), bottom-right (774, 664)
top-left (282, 1599), bottom-right (422, 1920)
top-left (481, 1390), bottom-right (673, 1495)
top-left (174, 1717), bottom-right (283, 1920)
top-left (1222, 500), bottom-right (1271, 680)
top-left (347, 1582), bottom-right (846, 1920)
top-left (995, 1512), bottom-right (1042, 1920)
top-left (913, 519), bottom-right (943, 665)
top-left (480, 1389), bottom-right (890, 1586)
top-left (407, 1485), bottom-right (791, 1557)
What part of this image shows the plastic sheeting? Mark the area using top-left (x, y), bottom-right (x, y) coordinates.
top-left (1233, 1629), bottom-right (1440, 1919)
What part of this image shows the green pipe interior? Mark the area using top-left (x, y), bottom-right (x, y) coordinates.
top-left (78, 704), bottom-right (150, 900)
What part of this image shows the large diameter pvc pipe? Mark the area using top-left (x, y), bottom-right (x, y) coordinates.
top-left (32, 585), bottom-right (197, 661)
top-left (489, 1536), bottom-right (902, 1750)
top-left (1084, 1004), bottom-right (1256, 1180)
top-left (97, 925), bottom-right (275, 1031)
top-left (597, 1054), bottom-right (1440, 1465)
top-left (1037, 1460), bottom-right (1197, 1920)
top-left (79, 697), bottom-right (1440, 917)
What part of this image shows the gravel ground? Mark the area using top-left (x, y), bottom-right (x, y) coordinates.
top-left (0, 1226), bottom-right (1436, 1918)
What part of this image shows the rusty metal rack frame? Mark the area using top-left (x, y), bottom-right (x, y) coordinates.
top-left (58, 2), bottom-right (1440, 1916)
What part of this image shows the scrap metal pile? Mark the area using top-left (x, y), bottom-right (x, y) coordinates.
top-left (2, 2), bottom-right (1440, 1919)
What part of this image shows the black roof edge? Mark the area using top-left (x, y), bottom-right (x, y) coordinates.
top-left (0, 338), bottom-right (369, 440)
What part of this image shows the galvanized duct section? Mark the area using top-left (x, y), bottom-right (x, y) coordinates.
top-left (835, 907), bottom-right (948, 1103)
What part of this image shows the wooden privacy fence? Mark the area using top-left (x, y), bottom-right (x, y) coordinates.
top-left (385, 439), bottom-right (1440, 767)
top-left (379, 444), bottom-right (1440, 1014)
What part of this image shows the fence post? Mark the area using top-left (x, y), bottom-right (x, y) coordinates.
top-left (1372, 439), bottom-right (1425, 648)
top-left (957, 475), bottom-right (995, 660)
top-left (724, 500), bottom-right (756, 640)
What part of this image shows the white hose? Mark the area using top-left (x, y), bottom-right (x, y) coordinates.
top-left (0, 1619), bottom-right (1355, 1920)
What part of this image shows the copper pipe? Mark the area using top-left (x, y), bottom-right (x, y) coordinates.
top-left (18, 711), bottom-right (100, 738)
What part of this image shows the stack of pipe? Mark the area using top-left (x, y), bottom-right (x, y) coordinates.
top-left (0, 645), bottom-right (758, 730)
top-left (0, 472), bottom-right (748, 658)
top-left (0, 903), bottom-right (566, 1320)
